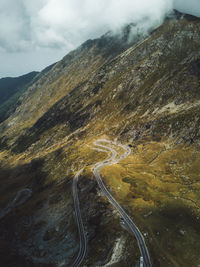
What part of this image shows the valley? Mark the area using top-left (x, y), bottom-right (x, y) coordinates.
top-left (0, 12), bottom-right (200, 267)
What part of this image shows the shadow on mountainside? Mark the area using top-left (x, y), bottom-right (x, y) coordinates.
top-left (0, 158), bottom-right (74, 267)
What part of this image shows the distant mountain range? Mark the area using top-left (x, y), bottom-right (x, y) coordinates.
top-left (0, 63), bottom-right (56, 123)
top-left (0, 72), bottom-right (38, 122)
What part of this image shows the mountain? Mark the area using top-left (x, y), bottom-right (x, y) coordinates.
top-left (0, 63), bottom-right (56, 124)
top-left (0, 12), bottom-right (200, 267)
top-left (0, 71), bottom-right (38, 122)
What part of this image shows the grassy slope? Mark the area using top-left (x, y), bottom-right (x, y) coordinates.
top-left (100, 142), bottom-right (200, 266)
top-left (0, 63), bottom-right (57, 123)
top-left (0, 15), bottom-right (200, 266)
top-left (0, 72), bottom-right (38, 122)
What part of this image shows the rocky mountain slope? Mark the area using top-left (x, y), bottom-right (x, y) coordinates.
top-left (0, 63), bottom-right (56, 124)
top-left (0, 71), bottom-right (38, 123)
top-left (0, 12), bottom-right (200, 266)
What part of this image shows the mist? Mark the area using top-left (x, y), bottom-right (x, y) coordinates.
top-left (0, 0), bottom-right (199, 77)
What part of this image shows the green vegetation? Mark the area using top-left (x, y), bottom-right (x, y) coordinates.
top-left (0, 72), bottom-right (38, 122)
top-left (98, 141), bottom-right (200, 266)
top-left (0, 14), bottom-right (200, 266)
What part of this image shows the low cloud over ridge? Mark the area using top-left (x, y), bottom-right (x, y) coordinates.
top-left (0, 0), bottom-right (173, 52)
top-left (0, 0), bottom-right (199, 77)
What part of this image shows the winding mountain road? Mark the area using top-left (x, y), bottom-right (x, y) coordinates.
top-left (0, 188), bottom-right (32, 220)
top-left (72, 139), bottom-right (152, 267)
top-left (71, 169), bottom-right (87, 267)
top-left (92, 139), bottom-right (152, 267)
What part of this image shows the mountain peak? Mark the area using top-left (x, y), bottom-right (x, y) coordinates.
top-left (0, 14), bottom-right (200, 267)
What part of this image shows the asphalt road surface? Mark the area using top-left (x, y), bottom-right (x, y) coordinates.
top-left (0, 188), bottom-right (32, 220)
top-left (71, 169), bottom-right (87, 267)
top-left (92, 139), bottom-right (152, 267)
top-left (71, 139), bottom-right (152, 267)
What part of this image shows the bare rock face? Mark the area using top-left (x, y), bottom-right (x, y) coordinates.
top-left (0, 12), bottom-right (200, 267)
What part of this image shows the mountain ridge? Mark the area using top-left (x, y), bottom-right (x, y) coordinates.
top-left (0, 12), bottom-right (200, 267)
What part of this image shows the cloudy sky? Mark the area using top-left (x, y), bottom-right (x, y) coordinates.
top-left (0, 0), bottom-right (199, 78)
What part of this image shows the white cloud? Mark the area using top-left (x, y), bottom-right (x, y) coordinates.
top-left (0, 0), bottom-right (174, 52)
top-left (33, 0), bottom-right (173, 48)
top-left (0, 0), bottom-right (199, 77)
